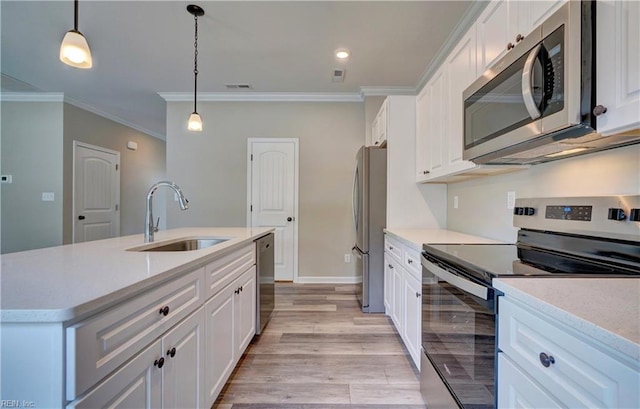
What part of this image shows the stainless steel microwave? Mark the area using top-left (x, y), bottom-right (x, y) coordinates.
top-left (462, 1), bottom-right (609, 165)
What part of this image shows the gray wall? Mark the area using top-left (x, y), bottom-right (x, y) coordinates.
top-left (62, 104), bottom-right (167, 243)
top-left (447, 144), bottom-right (640, 242)
top-left (166, 101), bottom-right (364, 280)
top-left (1, 101), bottom-right (64, 253)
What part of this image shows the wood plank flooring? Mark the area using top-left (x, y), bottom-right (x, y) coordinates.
top-left (213, 283), bottom-right (426, 409)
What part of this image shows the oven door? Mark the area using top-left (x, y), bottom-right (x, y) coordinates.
top-left (421, 253), bottom-right (496, 409)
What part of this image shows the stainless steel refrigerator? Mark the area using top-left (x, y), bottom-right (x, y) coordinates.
top-left (351, 145), bottom-right (387, 313)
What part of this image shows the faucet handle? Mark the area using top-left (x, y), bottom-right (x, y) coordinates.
top-left (154, 217), bottom-right (160, 233)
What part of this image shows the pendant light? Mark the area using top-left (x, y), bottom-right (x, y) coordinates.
top-left (59, 0), bottom-right (93, 69)
top-left (187, 4), bottom-right (204, 132)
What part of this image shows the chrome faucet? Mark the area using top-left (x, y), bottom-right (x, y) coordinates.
top-left (145, 181), bottom-right (189, 243)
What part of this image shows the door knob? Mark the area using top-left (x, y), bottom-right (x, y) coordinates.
top-left (287, 217), bottom-right (293, 222)
top-left (78, 215), bottom-right (85, 220)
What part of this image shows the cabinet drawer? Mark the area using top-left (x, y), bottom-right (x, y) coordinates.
top-left (498, 297), bottom-right (640, 409)
top-left (206, 243), bottom-right (255, 299)
top-left (403, 247), bottom-right (421, 280)
top-left (384, 235), bottom-right (403, 262)
top-left (66, 268), bottom-right (203, 400)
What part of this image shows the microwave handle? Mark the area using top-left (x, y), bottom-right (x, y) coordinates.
top-left (522, 44), bottom-right (542, 120)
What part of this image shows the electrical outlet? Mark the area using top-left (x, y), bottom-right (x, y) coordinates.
top-left (1, 175), bottom-right (12, 184)
top-left (454, 196), bottom-right (459, 209)
top-left (507, 191), bottom-right (516, 209)
top-left (42, 192), bottom-right (55, 201)
top-left (344, 253), bottom-right (351, 263)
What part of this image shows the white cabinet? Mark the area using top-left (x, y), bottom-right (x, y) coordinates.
top-left (476, 0), bottom-right (565, 75)
top-left (476, 0), bottom-right (514, 74)
top-left (371, 98), bottom-right (388, 147)
top-left (204, 267), bottom-right (256, 408)
top-left (69, 307), bottom-right (205, 409)
top-left (596, 0), bottom-right (640, 135)
top-left (383, 234), bottom-right (422, 370)
top-left (401, 270), bottom-right (422, 368)
top-left (497, 296), bottom-right (640, 409)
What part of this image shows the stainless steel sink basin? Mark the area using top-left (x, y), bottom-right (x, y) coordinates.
top-left (128, 237), bottom-right (230, 252)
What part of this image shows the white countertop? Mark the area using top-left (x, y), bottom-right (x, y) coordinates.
top-left (494, 277), bottom-right (640, 360)
top-left (384, 228), bottom-right (503, 250)
top-left (0, 227), bottom-right (272, 323)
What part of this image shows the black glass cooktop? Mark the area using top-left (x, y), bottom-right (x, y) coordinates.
top-left (423, 230), bottom-right (640, 286)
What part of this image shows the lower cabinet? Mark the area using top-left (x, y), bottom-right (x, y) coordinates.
top-left (384, 234), bottom-right (422, 370)
top-left (205, 267), bottom-right (256, 408)
top-left (68, 307), bottom-right (205, 408)
top-left (497, 296), bottom-right (640, 408)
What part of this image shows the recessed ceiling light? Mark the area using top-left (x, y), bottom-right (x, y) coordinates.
top-left (335, 48), bottom-right (350, 60)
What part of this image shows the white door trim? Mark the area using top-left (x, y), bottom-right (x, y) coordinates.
top-left (247, 138), bottom-right (299, 283)
top-left (72, 140), bottom-right (121, 243)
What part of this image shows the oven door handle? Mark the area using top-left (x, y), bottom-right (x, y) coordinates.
top-left (421, 254), bottom-right (489, 300)
top-left (522, 44), bottom-right (542, 120)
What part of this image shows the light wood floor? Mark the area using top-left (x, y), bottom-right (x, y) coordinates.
top-left (213, 283), bottom-right (426, 409)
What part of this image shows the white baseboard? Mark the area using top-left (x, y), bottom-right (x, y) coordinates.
top-left (295, 276), bottom-right (362, 284)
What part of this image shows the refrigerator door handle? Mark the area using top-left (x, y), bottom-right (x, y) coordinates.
top-left (352, 163), bottom-right (359, 234)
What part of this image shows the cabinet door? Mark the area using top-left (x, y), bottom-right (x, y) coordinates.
top-left (204, 285), bottom-right (235, 408)
top-left (517, 1), bottom-right (565, 39)
top-left (402, 271), bottom-right (422, 369)
top-left (427, 68), bottom-right (446, 173)
top-left (596, 0), bottom-right (640, 135)
top-left (383, 254), bottom-right (393, 314)
top-left (235, 267), bottom-right (257, 357)
top-left (67, 340), bottom-right (162, 409)
top-left (498, 353), bottom-right (563, 409)
top-left (446, 26), bottom-right (477, 168)
top-left (477, 0), bottom-right (516, 74)
top-left (415, 86), bottom-right (431, 181)
top-left (162, 307), bottom-right (205, 409)
top-left (391, 261), bottom-right (404, 332)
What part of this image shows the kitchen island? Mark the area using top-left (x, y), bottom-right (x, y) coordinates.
top-left (1, 227), bottom-right (273, 408)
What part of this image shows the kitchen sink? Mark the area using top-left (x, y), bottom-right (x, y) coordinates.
top-left (128, 237), bottom-right (230, 252)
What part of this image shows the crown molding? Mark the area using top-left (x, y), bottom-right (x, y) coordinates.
top-left (63, 96), bottom-right (166, 140)
top-left (0, 92), bottom-right (64, 102)
top-left (415, 0), bottom-right (490, 93)
top-left (359, 86), bottom-right (416, 97)
top-left (158, 91), bottom-right (363, 103)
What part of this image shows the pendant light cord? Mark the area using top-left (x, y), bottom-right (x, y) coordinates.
top-left (74, 0), bottom-right (79, 31)
top-left (193, 13), bottom-right (199, 113)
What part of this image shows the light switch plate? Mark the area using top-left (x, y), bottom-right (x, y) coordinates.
top-left (42, 192), bottom-right (55, 201)
top-left (453, 196), bottom-right (459, 209)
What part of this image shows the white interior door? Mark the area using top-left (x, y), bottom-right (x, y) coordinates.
top-left (248, 139), bottom-right (298, 282)
top-left (73, 141), bottom-right (120, 243)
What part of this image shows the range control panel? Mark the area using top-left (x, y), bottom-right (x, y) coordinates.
top-left (513, 195), bottom-right (640, 242)
top-left (545, 205), bottom-right (593, 221)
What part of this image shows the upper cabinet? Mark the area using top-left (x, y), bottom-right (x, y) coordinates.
top-left (371, 99), bottom-right (389, 147)
top-left (595, 0), bottom-right (640, 135)
top-left (477, 0), bottom-right (566, 74)
top-left (416, 0), bottom-right (574, 183)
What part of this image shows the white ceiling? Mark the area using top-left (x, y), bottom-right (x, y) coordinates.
top-left (1, 1), bottom-right (475, 138)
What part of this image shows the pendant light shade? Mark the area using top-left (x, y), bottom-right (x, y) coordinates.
top-left (60, 0), bottom-right (93, 69)
top-left (187, 4), bottom-right (205, 132)
top-left (188, 112), bottom-right (203, 131)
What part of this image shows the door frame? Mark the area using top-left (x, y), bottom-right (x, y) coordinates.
top-left (72, 140), bottom-right (121, 243)
top-left (246, 138), bottom-right (299, 282)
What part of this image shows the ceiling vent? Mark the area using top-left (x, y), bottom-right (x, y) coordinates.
top-left (332, 69), bottom-right (345, 83)
top-left (225, 84), bottom-right (253, 89)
